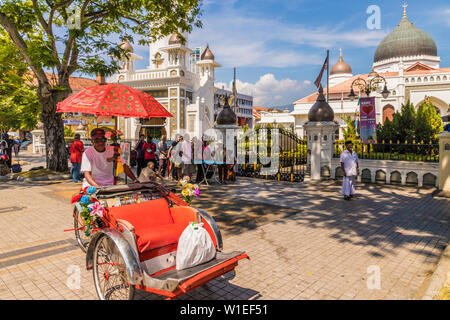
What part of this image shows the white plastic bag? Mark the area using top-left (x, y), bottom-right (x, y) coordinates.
top-left (176, 222), bottom-right (216, 271)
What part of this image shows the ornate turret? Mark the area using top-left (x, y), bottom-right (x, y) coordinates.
top-left (168, 32), bottom-right (182, 45)
top-left (216, 95), bottom-right (237, 125)
top-left (201, 44), bottom-right (215, 61)
top-left (119, 39), bottom-right (134, 53)
top-left (308, 86), bottom-right (334, 122)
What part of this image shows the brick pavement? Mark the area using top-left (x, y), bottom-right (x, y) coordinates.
top-left (0, 178), bottom-right (448, 300)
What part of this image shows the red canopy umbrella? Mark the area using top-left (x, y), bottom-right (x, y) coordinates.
top-left (56, 83), bottom-right (173, 118)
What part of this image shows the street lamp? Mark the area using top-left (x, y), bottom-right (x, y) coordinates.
top-left (348, 71), bottom-right (390, 100)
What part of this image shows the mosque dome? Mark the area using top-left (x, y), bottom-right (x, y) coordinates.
top-left (168, 33), bottom-right (182, 45)
top-left (119, 39), bottom-right (133, 53)
top-left (330, 50), bottom-right (352, 75)
top-left (201, 44), bottom-right (215, 60)
top-left (374, 13), bottom-right (437, 63)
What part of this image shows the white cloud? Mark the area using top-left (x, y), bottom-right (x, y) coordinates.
top-left (189, 3), bottom-right (388, 68)
top-left (216, 73), bottom-right (313, 106)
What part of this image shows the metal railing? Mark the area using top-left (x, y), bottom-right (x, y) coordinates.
top-left (236, 128), bottom-right (307, 182)
top-left (334, 140), bottom-right (439, 163)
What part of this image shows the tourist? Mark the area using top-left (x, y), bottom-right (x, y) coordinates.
top-left (340, 141), bottom-right (360, 201)
top-left (135, 134), bottom-right (146, 177)
top-left (81, 128), bottom-right (138, 189)
top-left (157, 135), bottom-right (168, 177)
top-left (143, 136), bottom-right (157, 169)
top-left (180, 133), bottom-right (195, 181)
top-left (216, 143), bottom-right (227, 184)
top-left (0, 133), bottom-right (12, 169)
top-left (171, 135), bottom-right (183, 180)
top-left (69, 133), bottom-right (84, 183)
top-left (138, 160), bottom-right (163, 182)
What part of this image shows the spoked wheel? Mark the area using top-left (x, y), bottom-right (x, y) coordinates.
top-left (93, 235), bottom-right (135, 300)
top-left (74, 208), bottom-right (90, 253)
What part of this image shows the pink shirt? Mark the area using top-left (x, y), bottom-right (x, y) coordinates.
top-left (81, 145), bottom-right (125, 189)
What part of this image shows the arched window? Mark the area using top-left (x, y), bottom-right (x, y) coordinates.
top-left (382, 105), bottom-right (395, 124)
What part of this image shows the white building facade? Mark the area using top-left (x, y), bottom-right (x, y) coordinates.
top-left (109, 33), bottom-right (224, 141)
top-left (259, 9), bottom-right (450, 139)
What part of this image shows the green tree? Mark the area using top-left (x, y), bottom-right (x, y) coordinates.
top-left (0, 29), bottom-right (40, 132)
top-left (415, 101), bottom-right (443, 143)
top-left (342, 116), bottom-right (356, 142)
top-left (391, 101), bottom-right (416, 143)
top-left (0, 0), bottom-right (202, 171)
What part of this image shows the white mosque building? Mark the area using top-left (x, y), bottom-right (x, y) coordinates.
top-left (109, 33), bottom-right (224, 141)
top-left (259, 7), bottom-right (450, 139)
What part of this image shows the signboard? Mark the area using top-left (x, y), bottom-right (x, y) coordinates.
top-left (120, 142), bottom-right (131, 166)
top-left (359, 97), bottom-right (377, 143)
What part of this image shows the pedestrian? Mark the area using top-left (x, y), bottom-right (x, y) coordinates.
top-left (12, 139), bottom-right (20, 157)
top-left (180, 133), bottom-right (194, 181)
top-left (138, 160), bottom-right (164, 183)
top-left (157, 135), bottom-right (168, 177)
top-left (69, 133), bottom-right (85, 183)
top-left (1, 133), bottom-right (12, 169)
top-left (168, 134), bottom-right (183, 180)
top-left (135, 134), bottom-right (146, 177)
top-left (340, 140), bottom-right (360, 201)
top-left (143, 136), bottom-right (157, 169)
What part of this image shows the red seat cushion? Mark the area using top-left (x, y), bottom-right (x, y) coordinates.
top-left (108, 198), bottom-right (174, 231)
top-left (108, 198), bottom-right (188, 258)
top-left (136, 223), bottom-right (186, 254)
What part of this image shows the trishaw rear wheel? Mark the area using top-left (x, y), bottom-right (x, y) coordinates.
top-left (74, 208), bottom-right (90, 253)
top-left (93, 234), bottom-right (135, 300)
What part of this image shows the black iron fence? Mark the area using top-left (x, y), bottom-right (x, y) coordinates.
top-left (236, 128), bottom-right (308, 182)
top-left (334, 140), bottom-right (439, 163)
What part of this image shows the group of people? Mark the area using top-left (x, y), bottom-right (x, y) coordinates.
top-left (68, 128), bottom-right (241, 190)
top-left (0, 133), bottom-right (24, 170)
top-left (134, 133), bottom-right (237, 185)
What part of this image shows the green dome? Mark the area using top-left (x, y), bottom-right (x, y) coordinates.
top-left (374, 16), bottom-right (437, 63)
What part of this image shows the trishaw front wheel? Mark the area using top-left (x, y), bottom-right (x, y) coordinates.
top-left (93, 234), bottom-right (135, 300)
top-left (73, 208), bottom-right (90, 253)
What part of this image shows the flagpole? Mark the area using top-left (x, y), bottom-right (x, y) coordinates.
top-left (326, 49), bottom-right (329, 103)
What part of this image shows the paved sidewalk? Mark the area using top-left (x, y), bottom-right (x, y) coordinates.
top-left (0, 178), bottom-right (448, 300)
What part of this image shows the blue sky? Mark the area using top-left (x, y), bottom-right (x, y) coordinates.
top-left (130, 0), bottom-right (450, 107)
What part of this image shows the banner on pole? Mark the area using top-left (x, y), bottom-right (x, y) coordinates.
top-left (359, 97), bottom-right (377, 143)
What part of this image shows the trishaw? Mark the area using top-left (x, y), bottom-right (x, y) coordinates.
top-left (71, 182), bottom-right (249, 300)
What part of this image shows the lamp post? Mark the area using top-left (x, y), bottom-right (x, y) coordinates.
top-left (348, 71), bottom-right (390, 100)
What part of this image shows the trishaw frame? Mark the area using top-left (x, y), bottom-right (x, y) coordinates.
top-left (71, 182), bottom-right (248, 300)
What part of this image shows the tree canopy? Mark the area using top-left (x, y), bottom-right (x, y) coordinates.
top-left (376, 100), bottom-right (443, 143)
top-left (0, 0), bottom-right (203, 170)
top-left (0, 28), bottom-right (40, 132)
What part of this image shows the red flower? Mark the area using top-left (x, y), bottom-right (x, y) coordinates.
top-left (71, 194), bottom-right (83, 204)
top-left (83, 186), bottom-right (89, 194)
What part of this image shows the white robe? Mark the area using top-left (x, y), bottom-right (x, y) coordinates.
top-left (340, 150), bottom-right (359, 196)
top-left (342, 176), bottom-right (356, 196)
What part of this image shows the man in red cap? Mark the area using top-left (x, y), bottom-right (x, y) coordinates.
top-left (81, 128), bottom-right (139, 188)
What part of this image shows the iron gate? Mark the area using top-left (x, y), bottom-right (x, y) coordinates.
top-left (236, 127), bottom-right (307, 182)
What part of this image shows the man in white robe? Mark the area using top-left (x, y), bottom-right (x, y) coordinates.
top-left (340, 141), bottom-right (359, 200)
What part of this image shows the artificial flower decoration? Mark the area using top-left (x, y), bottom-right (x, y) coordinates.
top-left (80, 195), bottom-right (91, 204)
top-left (87, 202), bottom-right (105, 218)
top-left (86, 186), bottom-right (97, 194)
top-left (71, 194), bottom-right (83, 204)
top-left (72, 189), bottom-right (106, 236)
top-left (179, 177), bottom-right (200, 205)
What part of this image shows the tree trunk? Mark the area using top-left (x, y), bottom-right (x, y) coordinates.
top-left (38, 82), bottom-right (71, 172)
